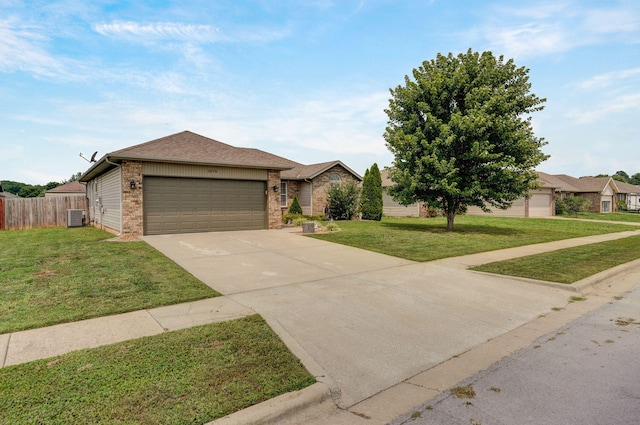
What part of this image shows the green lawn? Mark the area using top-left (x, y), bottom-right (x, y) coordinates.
top-left (565, 211), bottom-right (640, 223)
top-left (472, 235), bottom-right (640, 284)
top-left (310, 216), bottom-right (636, 262)
top-left (0, 227), bottom-right (219, 334)
top-left (0, 315), bottom-right (315, 425)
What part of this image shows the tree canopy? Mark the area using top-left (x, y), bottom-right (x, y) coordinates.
top-left (384, 49), bottom-right (548, 230)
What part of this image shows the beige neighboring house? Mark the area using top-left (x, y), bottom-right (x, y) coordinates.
top-left (613, 180), bottom-right (640, 211)
top-left (45, 181), bottom-right (86, 198)
top-left (79, 131), bottom-right (361, 238)
top-left (381, 168), bottom-right (556, 218)
top-left (541, 173), bottom-right (619, 213)
top-left (380, 168), bottom-right (423, 217)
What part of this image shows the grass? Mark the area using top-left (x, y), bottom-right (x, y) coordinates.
top-left (563, 212), bottom-right (640, 223)
top-left (0, 315), bottom-right (316, 425)
top-left (309, 216), bottom-right (636, 262)
top-left (0, 227), bottom-right (219, 334)
top-left (472, 235), bottom-right (640, 284)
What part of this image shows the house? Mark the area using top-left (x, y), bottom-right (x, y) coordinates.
top-left (279, 161), bottom-right (362, 216)
top-left (613, 180), bottom-right (640, 211)
top-left (45, 181), bottom-right (86, 198)
top-left (380, 168), bottom-right (556, 218)
top-left (541, 173), bottom-right (619, 213)
top-left (79, 131), bottom-right (361, 238)
top-left (380, 168), bottom-right (423, 217)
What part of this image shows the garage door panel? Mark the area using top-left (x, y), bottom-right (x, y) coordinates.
top-left (144, 177), bottom-right (266, 235)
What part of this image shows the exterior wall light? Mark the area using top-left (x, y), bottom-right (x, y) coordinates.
top-left (272, 185), bottom-right (279, 192)
top-left (130, 180), bottom-right (137, 190)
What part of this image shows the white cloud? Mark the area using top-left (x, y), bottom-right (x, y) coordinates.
top-left (0, 19), bottom-right (66, 78)
top-left (469, 1), bottom-right (640, 59)
top-left (92, 20), bottom-right (291, 44)
top-left (567, 92), bottom-right (640, 124)
top-left (579, 67), bottom-right (640, 90)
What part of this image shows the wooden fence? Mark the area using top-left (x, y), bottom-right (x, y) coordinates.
top-left (1, 196), bottom-right (89, 230)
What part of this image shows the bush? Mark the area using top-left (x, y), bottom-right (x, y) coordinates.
top-left (288, 194), bottom-right (303, 215)
top-left (282, 213), bottom-right (324, 224)
top-left (360, 164), bottom-right (383, 221)
top-left (557, 196), bottom-right (591, 215)
top-left (326, 180), bottom-right (361, 220)
top-left (324, 222), bottom-right (340, 232)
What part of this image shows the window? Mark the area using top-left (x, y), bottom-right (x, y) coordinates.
top-left (280, 182), bottom-right (287, 207)
top-left (330, 173), bottom-right (341, 187)
top-left (601, 200), bottom-right (611, 213)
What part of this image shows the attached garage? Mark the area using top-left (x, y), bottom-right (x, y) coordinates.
top-left (528, 190), bottom-right (553, 217)
top-left (143, 177), bottom-right (266, 235)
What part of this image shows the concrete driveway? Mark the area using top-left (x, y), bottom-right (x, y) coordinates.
top-left (143, 229), bottom-right (571, 408)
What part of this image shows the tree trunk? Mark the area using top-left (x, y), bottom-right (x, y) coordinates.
top-left (446, 209), bottom-right (455, 231)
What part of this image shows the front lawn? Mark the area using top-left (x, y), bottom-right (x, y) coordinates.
top-left (0, 227), bottom-right (219, 334)
top-left (0, 315), bottom-right (315, 425)
top-left (309, 216), bottom-right (636, 262)
top-left (471, 235), bottom-right (640, 284)
top-left (566, 212), bottom-right (640, 223)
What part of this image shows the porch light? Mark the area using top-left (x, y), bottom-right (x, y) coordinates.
top-left (130, 180), bottom-right (137, 190)
top-left (272, 185), bottom-right (279, 192)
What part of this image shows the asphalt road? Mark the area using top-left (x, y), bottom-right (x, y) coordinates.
top-left (390, 283), bottom-right (640, 425)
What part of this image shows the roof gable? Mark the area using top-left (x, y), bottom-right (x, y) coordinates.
top-left (46, 181), bottom-right (86, 193)
top-left (281, 160), bottom-right (363, 181)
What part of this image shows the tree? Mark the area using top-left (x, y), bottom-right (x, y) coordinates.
top-left (384, 49), bottom-right (548, 230)
top-left (360, 163), bottom-right (383, 221)
top-left (630, 173), bottom-right (640, 185)
top-left (611, 170), bottom-right (630, 183)
top-left (288, 194), bottom-right (303, 215)
top-left (326, 179), bottom-right (360, 220)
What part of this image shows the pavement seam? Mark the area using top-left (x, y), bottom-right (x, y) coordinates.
top-left (1, 333), bottom-right (10, 368)
top-left (145, 309), bottom-right (169, 332)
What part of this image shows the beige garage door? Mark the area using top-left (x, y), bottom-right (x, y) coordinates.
top-left (529, 193), bottom-right (552, 217)
top-left (143, 177), bottom-right (266, 235)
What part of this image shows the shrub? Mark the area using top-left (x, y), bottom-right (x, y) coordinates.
top-left (324, 222), bottom-right (340, 232)
top-left (282, 213), bottom-right (325, 224)
top-left (326, 180), bottom-right (361, 220)
top-left (360, 164), bottom-right (383, 221)
top-left (288, 194), bottom-right (303, 215)
top-left (557, 196), bottom-right (591, 215)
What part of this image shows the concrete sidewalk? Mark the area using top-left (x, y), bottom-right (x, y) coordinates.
top-left (0, 297), bottom-right (254, 367)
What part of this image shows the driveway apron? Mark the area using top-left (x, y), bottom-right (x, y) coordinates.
top-left (143, 229), bottom-right (570, 408)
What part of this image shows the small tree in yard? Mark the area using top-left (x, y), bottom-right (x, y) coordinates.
top-left (288, 194), bottom-right (303, 215)
top-left (360, 163), bottom-right (383, 221)
top-left (326, 180), bottom-right (360, 220)
top-left (384, 49), bottom-right (548, 231)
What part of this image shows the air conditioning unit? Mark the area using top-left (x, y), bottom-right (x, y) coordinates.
top-left (67, 209), bottom-right (85, 228)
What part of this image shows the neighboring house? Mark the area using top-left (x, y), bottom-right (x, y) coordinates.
top-left (614, 180), bottom-right (640, 211)
top-left (380, 168), bottom-right (423, 217)
top-left (543, 173), bottom-right (619, 213)
top-left (79, 131), bottom-right (361, 238)
top-left (279, 161), bottom-right (362, 216)
top-left (44, 181), bottom-right (86, 198)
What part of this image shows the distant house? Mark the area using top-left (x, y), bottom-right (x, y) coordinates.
top-left (539, 173), bottom-right (618, 213)
top-left (79, 131), bottom-right (361, 238)
top-left (0, 182), bottom-right (19, 199)
top-left (380, 168), bottom-right (423, 217)
top-left (45, 181), bottom-right (86, 198)
top-left (614, 180), bottom-right (640, 211)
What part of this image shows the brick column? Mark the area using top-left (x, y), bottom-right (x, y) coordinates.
top-left (267, 170), bottom-right (282, 229)
top-left (121, 160), bottom-right (143, 239)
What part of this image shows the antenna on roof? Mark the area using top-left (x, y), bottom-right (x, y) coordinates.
top-left (80, 151), bottom-right (98, 163)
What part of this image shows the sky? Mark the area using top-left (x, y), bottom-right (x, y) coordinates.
top-left (1, 0), bottom-right (640, 185)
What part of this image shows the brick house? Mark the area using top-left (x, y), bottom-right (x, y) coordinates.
top-left (79, 131), bottom-right (361, 238)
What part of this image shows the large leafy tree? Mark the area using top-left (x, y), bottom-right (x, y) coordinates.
top-left (384, 49), bottom-right (548, 230)
top-left (360, 163), bottom-right (383, 221)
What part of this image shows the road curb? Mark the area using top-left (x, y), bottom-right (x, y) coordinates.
top-left (208, 382), bottom-right (332, 425)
